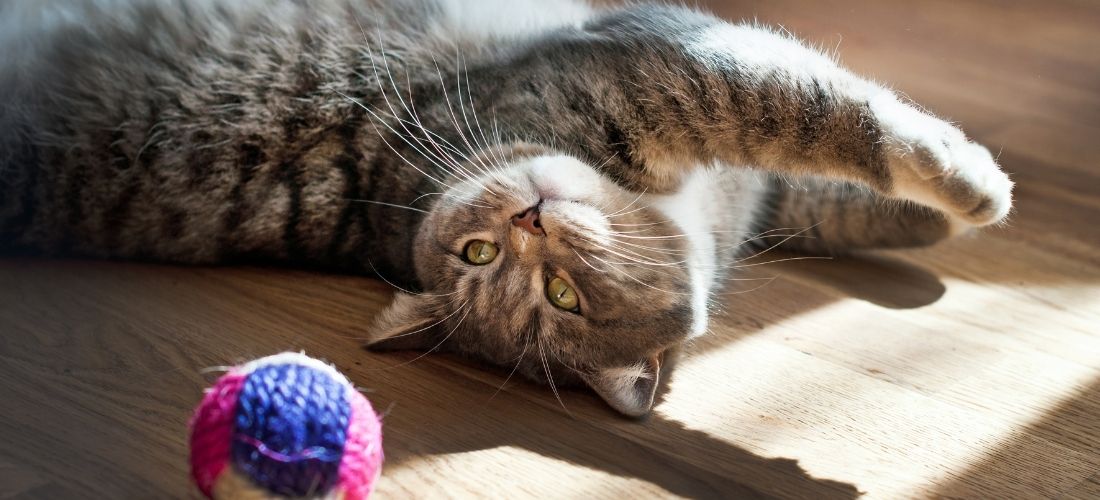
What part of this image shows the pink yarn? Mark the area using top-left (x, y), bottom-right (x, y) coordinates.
top-left (189, 372), bottom-right (246, 498)
top-left (338, 390), bottom-right (384, 500)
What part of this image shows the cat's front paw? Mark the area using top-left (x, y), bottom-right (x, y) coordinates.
top-left (872, 96), bottom-right (1014, 235)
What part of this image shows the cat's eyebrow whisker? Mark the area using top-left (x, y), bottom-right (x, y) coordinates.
top-left (322, 293), bottom-right (466, 343)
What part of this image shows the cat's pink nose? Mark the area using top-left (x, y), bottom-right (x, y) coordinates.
top-left (511, 206), bottom-right (545, 236)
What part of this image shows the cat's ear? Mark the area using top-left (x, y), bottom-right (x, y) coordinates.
top-left (582, 353), bottom-right (663, 418)
top-left (366, 292), bottom-right (445, 352)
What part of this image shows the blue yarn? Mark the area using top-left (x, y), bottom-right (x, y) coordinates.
top-left (232, 363), bottom-right (351, 496)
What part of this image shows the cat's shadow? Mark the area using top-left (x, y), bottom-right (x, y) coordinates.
top-left (349, 252), bottom-right (945, 498)
top-left (361, 355), bottom-right (862, 499)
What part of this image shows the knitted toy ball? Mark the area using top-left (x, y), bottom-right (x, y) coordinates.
top-left (189, 352), bottom-right (383, 499)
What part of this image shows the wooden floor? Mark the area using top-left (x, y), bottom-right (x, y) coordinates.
top-left (3, 1), bottom-right (1100, 498)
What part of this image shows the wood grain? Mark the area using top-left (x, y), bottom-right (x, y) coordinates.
top-left (2, 0), bottom-right (1099, 498)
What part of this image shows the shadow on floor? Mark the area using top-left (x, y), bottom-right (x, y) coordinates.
top-left (359, 354), bottom-right (861, 499)
top-left (931, 376), bottom-right (1100, 498)
top-left (355, 251), bottom-right (949, 498)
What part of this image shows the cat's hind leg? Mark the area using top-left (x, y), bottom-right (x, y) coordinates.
top-left (754, 175), bottom-right (964, 255)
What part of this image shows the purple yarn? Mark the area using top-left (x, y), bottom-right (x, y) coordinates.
top-left (232, 363), bottom-right (351, 496)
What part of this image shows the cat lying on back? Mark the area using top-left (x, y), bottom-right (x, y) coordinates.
top-left (0, 0), bottom-right (1012, 416)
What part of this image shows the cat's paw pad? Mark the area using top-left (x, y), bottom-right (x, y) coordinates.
top-left (873, 97), bottom-right (1013, 233)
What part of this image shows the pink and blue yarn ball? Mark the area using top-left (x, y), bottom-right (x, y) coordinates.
top-left (189, 353), bottom-right (383, 499)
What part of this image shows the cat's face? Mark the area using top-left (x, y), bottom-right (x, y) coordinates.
top-left (367, 146), bottom-right (703, 416)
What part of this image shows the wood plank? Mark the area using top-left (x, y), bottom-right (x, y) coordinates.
top-left (2, 0), bottom-right (1099, 498)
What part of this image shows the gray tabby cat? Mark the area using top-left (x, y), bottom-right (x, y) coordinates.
top-left (0, 0), bottom-right (1012, 416)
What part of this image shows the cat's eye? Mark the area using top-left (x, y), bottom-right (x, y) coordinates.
top-left (547, 276), bottom-right (580, 312)
top-left (464, 240), bottom-right (498, 265)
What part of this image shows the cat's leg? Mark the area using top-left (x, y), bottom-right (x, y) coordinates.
top-left (494, 6), bottom-right (1012, 235)
top-left (754, 176), bottom-right (955, 254)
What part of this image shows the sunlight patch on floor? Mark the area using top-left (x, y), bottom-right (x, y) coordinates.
top-left (379, 447), bottom-right (677, 498)
top-left (660, 277), bottom-right (1100, 498)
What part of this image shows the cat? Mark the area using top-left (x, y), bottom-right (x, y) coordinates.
top-left (0, 0), bottom-right (1013, 416)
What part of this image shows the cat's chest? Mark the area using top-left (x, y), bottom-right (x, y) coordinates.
top-left (646, 167), bottom-right (766, 337)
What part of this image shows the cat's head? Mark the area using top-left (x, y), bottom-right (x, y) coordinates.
top-left (367, 145), bottom-right (705, 417)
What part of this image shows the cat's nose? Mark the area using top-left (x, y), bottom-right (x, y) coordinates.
top-left (511, 205), bottom-right (545, 236)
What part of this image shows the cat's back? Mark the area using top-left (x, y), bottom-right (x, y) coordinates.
top-left (0, 0), bottom-right (596, 255)
top-left (0, 0), bottom-right (597, 150)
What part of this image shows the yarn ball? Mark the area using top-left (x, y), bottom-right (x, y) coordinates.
top-left (189, 353), bottom-right (383, 499)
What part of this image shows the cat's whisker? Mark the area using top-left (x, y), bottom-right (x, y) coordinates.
top-left (345, 198), bottom-right (429, 214)
top-left (369, 303), bottom-right (471, 371)
top-left (598, 239), bottom-right (689, 266)
top-left (725, 255), bottom-right (833, 270)
top-left (588, 238), bottom-right (687, 267)
top-left (607, 220), bottom-right (666, 227)
top-left (717, 275), bottom-right (781, 295)
top-left (360, 37), bottom-right (479, 189)
top-left (396, 63), bottom-right (496, 187)
top-left (371, 298), bottom-right (468, 341)
top-left (608, 238), bottom-right (690, 256)
top-left (369, 40), bottom-right (487, 189)
top-left (606, 201), bottom-right (653, 220)
top-left (428, 55), bottom-right (500, 193)
top-left (488, 332), bottom-right (532, 402)
top-left (367, 259), bottom-right (461, 298)
top-left (330, 89), bottom-right (448, 187)
top-left (586, 252), bottom-right (692, 296)
top-left (490, 112), bottom-right (516, 174)
top-left (408, 191), bottom-right (493, 209)
top-left (535, 330), bottom-right (573, 417)
top-left (572, 247), bottom-right (609, 274)
top-left (348, 15), bottom-right (471, 185)
top-left (604, 188), bottom-right (649, 218)
top-left (607, 226), bottom-right (807, 240)
top-left (730, 223), bottom-right (822, 264)
top-left (455, 53), bottom-right (511, 186)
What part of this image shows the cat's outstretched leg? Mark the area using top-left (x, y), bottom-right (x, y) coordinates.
top-left (754, 176), bottom-right (957, 254)
top-left (494, 5), bottom-right (1012, 235)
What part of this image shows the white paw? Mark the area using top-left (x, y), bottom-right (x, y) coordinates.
top-left (871, 95), bottom-right (1014, 235)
